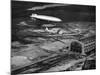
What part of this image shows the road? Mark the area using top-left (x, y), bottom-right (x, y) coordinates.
top-left (11, 52), bottom-right (95, 75)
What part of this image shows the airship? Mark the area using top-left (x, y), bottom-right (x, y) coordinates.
top-left (30, 13), bottom-right (62, 22)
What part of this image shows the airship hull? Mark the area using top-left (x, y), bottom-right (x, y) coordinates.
top-left (31, 14), bottom-right (62, 22)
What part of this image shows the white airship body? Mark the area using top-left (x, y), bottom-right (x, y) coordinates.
top-left (30, 14), bottom-right (62, 22)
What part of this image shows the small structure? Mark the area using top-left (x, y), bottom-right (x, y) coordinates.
top-left (40, 39), bottom-right (86, 55)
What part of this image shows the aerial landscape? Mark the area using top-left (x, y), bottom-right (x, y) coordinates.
top-left (11, 0), bottom-right (96, 75)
